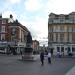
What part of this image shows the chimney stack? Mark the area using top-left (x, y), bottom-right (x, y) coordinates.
top-left (0, 13), bottom-right (2, 18)
top-left (10, 14), bottom-right (13, 18)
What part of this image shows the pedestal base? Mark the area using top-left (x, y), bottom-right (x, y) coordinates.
top-left (21, 47), bottom-right (35, 61)
top-left (22, 55), bottom-right (34, 61)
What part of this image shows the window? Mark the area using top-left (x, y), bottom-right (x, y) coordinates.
top-left (11, 36), bottom-right (16, 41)
top-left (61, 47), bottom-right (64, 52)
top-left (57, 47), bottom-right (60, 52)
top-left (1, 26), bottom-right (5, 32)
top-left (60, 33), bottom-right (64, 42)
top-left (2, 20), bottom-right (6, 24)
top-left (50, 33), bottom-right (53, 42)
top-left (67, 26), bottom-right (72, 32)
top-left (60, 19), bottom-right (64, 23)
top-left (55, 15), bottom-right (59, 19)
top-left (0, 27), bottom-right (1, 32)
top-left (65, 15), bottom-right (69, 20)
top-left (1, 34), bottom-right (5, 41)
top-left (72, 47), bottom-right (75, 52)
top-left (59, 15), bottom-right (65, 23)
top-left (56, 33), bottom-right (58, 42)
top-left (72, 33), bottom-right (75, 42)
top-left (11, 28), bottom-right (16, 35)
top-left (55, 26), bottom-right (59, 32)
top-left (49, 26), bottom-right (53, 32)
top-left (60, 26), bottom-right (64, 32)
top-left (48, 18), bottom-right (53, 24)
top-left (67, 47), bottom-right (71, 52)
top-left (72, 26), bottom-right (75, 32)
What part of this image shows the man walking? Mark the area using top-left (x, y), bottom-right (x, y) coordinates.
top-left (40, 51), bottom-right (44, 66)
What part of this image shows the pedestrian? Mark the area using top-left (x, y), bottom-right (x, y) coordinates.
top-left (47, 52), bottom-right (51, 64)
top-left (59, 52), bottom-right (62, 58)
top-left (57, 51), bottom-right (60, 57)
top-left (40, 51), bottom-right (44, 66)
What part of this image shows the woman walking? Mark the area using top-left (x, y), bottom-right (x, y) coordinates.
top-left (47, 52), bottom-right (51, 64)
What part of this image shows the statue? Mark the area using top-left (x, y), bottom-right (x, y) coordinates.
top-left (22, 32), bottom-right (34, 61)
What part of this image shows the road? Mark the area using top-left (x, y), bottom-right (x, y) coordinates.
top-left (0, 54), bottom-right (75, 75)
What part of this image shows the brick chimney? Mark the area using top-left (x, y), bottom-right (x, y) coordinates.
top-left (10, 14), bottom-right (13, 18)
top-left (0, 13), bottom-right (2, 18)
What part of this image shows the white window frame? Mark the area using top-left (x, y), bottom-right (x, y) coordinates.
top-left (1, 34), bottom-right (5, 41)
top-left (1, 26), bottom-right (5, 32)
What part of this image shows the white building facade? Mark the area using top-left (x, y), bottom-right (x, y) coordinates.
top-left (48, 12), bottom-right (75, 55)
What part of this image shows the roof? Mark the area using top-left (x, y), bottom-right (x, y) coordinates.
top-left (8, 21), bottom-right (29, 32)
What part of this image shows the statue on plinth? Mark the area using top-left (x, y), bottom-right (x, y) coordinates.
top-left (22, 32), bottom-right (34, 61)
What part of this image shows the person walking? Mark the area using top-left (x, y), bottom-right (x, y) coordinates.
top-left (47, 52), bottom-right (51, 64)
top-left (40, 51), bottom-right (44, 66)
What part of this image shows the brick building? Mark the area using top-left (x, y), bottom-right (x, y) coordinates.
top-left (32, 40), bottom-right (39, 54)
top-left (0, 14), bottom-right (30, 54)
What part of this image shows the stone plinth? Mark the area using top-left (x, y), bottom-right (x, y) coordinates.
top-left (22, 48), bottom-right (34, 61)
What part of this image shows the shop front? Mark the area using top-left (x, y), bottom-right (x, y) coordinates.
top-left (50, 43), bottom-right (75, 56)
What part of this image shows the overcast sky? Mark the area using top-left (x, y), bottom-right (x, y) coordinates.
top-left (0, 0), bottom-right (75, 46)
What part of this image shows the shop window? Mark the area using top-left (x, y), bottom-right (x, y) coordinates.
top-left (72, 47), bottom-right (75, 52)
top-left (61, 47), bottom-right (64, 52)
top-left (67, 47), bottom-right (71, 52)
top-left (57, 47), bottom-right (60, 52)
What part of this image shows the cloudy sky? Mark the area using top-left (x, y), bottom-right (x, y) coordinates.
top-left (0, 0), bottom-right (75, 46)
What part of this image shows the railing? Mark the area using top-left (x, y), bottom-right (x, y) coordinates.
top-left (48, 19), bottom-right (75, 24)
